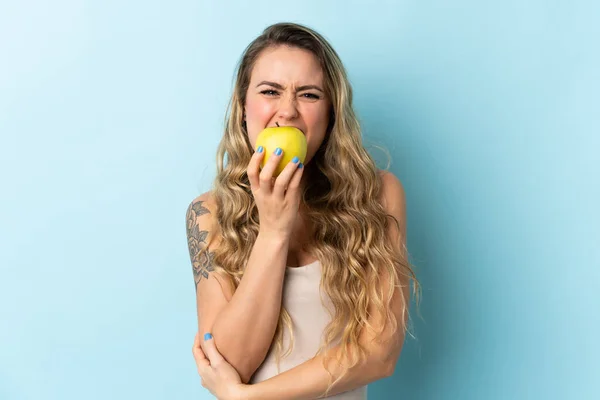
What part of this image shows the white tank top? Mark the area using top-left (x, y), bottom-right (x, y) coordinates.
top-left (250, 260), bottom-right (368, 399)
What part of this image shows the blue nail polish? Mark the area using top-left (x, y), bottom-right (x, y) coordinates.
top-left (204, 333), bottom-right (213, 341)
top-left (257, 146), bottom-right (263, 153)
top-left (274, 147), bottom-right (282, 156)
top-left (298, 162), bottom-right (304, 169)
top-left (291, 156), bottom-right (299, 163)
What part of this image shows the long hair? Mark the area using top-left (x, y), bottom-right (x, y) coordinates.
top-left (206, 22), bottom-right (420, 393)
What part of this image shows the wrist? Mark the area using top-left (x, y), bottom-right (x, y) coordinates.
top-left (257, 229), bottom-right (291, 244)
top-left (233, 383), bottom-right (253, 400)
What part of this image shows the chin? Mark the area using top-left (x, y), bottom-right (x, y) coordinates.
top-left (303, 153), bottom-right (317, 166)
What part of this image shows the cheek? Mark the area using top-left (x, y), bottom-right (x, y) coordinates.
top-left (245, 98), bottom-right (269, 118)
top-left (245, 100), bottom-right (274, 147)
top-left (304, 102), bottom-right (330, 130)
top-left (306, 106), bottom-right (330, 135)
top-left (306, 133), bottom-right (325, 162)
top-left (304, 109), bottom-right (330, 162)
top-left (246, 99), bottom-right (274, 127)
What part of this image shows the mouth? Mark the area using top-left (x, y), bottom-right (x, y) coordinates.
top-left (273, 122), bottom-right (305, 135)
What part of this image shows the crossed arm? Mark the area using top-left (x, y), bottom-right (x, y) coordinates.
top-left (241, 172), bottom-right (410, 399)
top-left (188, 172), bottom-right (410, 398)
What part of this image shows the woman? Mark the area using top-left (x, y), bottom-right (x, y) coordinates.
top-left (186, 22), bottom-right (420, 399)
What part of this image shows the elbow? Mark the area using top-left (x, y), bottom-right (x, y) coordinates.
top-left (209, 326), bottom-right (264, 383)
top-left (211, 339), bottom-right (261, 384)
top-left (360, 356), bottom-right (397, 382)
top-left (371, 352), bottom-right (398, 380)
top-left (238, 364), bottom-right (255, 385)
top-left (216, 352), bottom-right (256, 384)
top-left (381, 359), bottom-right (396, 378)
top-left (376, 342), bottom-right (403, 379)
top-left (234, 358), bottom-right (262, 384)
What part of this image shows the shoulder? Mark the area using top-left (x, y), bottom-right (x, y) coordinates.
top-left (377, 170), bottom-right (407, 243)
top-left (377, 170), bottom-right (406, 215)
top-left (186, 191), bottom-right (217, 220)
top-left (186, 190), bottom-right (221, 249)
top-left (185, 192), bottom-right (218, 271)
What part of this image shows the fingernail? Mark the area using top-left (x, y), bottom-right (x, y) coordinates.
top-left (274, 147), bottom-right (282, 156)
top-left (298, 162), bottom-right (304, 169)
top-left (204, 333), bottom-right (213, 341)
top-left (291, 156), bottom-right (299, 163)
top-left (257, 146), bottom-right (264, 153)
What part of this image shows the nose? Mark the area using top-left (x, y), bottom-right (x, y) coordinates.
top-left (277, 93), bottom-right (299, 121)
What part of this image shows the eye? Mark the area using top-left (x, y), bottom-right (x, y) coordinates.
top-left (260, 90), bottom-right (279, 96)
top-left (301, 93), bottom-right (320, 100)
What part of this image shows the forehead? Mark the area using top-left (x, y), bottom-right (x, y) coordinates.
top-left (250, 45), bottom-right (324, 85)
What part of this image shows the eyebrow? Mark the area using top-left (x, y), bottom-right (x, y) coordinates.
top-left (256, 80), bottom-right (324, 93)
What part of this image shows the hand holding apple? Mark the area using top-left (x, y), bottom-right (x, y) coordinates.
top-left (247, 124), bottom-right (306, 239)
top-left (255, 124), bottom-right (307, 177)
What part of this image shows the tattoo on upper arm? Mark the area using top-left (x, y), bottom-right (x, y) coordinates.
top-left (186, 201), bottom-right (215, 290)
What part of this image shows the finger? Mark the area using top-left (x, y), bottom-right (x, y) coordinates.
top-left (259, 148), bottom-right (284, 193)
top-left (202, 332), bottom-right (225, 367)
top-left (247, 146), bottom-right (265, 191)
top-left (192, 332), bottom-right (210, 371)
top-left (193, 332), bottom-right (204, 359)
top-left (273, 156), bottom-right (302, 198)
top-left (285, 161), bottom-right (305, 199)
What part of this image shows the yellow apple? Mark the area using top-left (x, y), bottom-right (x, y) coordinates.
top-left (255, 126), bottom-right (307, 177)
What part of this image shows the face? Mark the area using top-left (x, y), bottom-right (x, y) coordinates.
top-left (244, 45), bottom-right (331, 166)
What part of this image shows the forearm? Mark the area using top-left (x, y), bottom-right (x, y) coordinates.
top-left (211, 232), bottom-right (289, 381)
top-left (243, 344), bottom-right (394, 400)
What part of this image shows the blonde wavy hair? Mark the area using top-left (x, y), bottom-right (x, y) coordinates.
top-left (206, 22), bottom-right (420, 392)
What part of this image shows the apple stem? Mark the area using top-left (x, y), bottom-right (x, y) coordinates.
top-left (276, 122), bottom-right (280, 127)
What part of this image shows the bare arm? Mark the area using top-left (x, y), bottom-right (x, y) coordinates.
top-left (244, 263), bottom-right (408, 400)
top-left (186, 194), bottom-right (290, 383)
top-left (242, 172), bottom-right (410, 399)
top-left (189, 145), bottom-right (304, 383)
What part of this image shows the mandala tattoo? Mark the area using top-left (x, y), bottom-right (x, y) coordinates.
top-left (186, 201), bottom-right (215, 290)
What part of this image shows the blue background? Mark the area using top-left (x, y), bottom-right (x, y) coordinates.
top-left (1, 1), bottom-right (598, 399)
